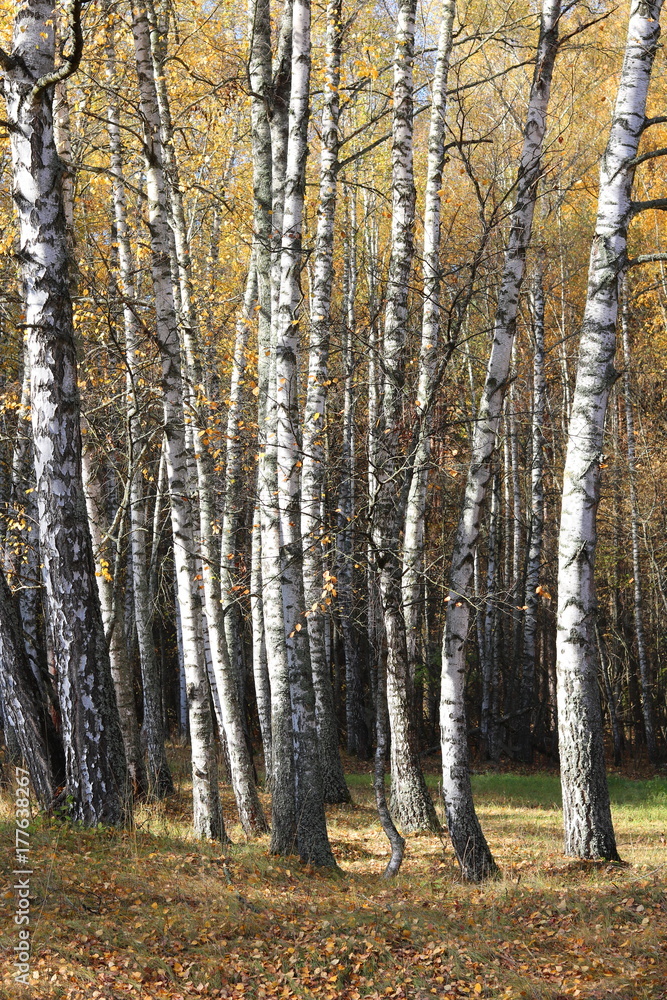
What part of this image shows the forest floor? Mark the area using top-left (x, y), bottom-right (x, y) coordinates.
top-left (1, 749), bottom-right (666, 1000)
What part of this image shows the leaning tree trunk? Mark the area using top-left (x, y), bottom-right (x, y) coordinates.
top-left (439, 0), bottom-right (560, 881)
top-left (556, 0), bottom-right (664, 860)
top-left (300, 0), bottom-right (350, 805)
top-left (131, 0), bottom-right (224, 840)
top-left (2, 0), bottom-right (129, 826)
top-left (619, 283), bottom-right (657, 764)
top-left (103, 2), bottom-right (173, 798)
top-left (371, 0), bottom-right (440, 835)
top-left (274, 0), bottom-right (336, 866)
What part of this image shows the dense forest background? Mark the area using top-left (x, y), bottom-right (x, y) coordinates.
top-left (1, 0), bottom-right (666, 881)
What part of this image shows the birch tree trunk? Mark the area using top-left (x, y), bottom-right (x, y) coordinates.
top-left (339, 197), bottom-right (368, 762)
top-left (440, 0), bottom-right (560, 880)
top-left (619, 284), bottom-right (657, 764)
top-left (220, 265), bottom-right (257, 729)
top-left (518, 258), bottom-right (547, 763)
top-left (143, 0), bottom-right (267, 834)
top-left (300, 0), bottom-right (350, 805)
top-left (103, 3), bottom-right (173, 798)
top-left (556, 0), bottom-right (663, 859)
top-left (81, 436), bottom-right (147, 797)
top-left (0, 566), bottom-right (65, 809)
top-left (131, 1), bottom-right (224, 840)
top-left (2, 0), bottom-right (130, 826)
top-left (372, 0), bottom-right (440, 835)
top-left (275, 0), bottom-right (336, 865)
top-left (402, 0), bottom-right (455, 718)
top-left (249, 0), bottom-right (297, 852)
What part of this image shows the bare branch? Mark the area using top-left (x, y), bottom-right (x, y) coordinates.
top-left (631, 198), bottom-right (667, 215)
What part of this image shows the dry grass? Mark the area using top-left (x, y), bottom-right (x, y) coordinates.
top-left (1, 749), bottom-right (666, 1000)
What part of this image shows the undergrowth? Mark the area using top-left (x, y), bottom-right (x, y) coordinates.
top-left (1, 750), bottom-right (665, 1000)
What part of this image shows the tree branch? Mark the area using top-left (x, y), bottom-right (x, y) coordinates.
top-left (627, 252), bottom-right (667, 267)
top-left (631, 198), bottom-right (667, 216)
top-left (627, 146), bottom-right (667, 169)
top-left (31, 0), bottom-right (84, 101)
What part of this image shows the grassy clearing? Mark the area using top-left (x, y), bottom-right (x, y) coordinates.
top-left (1, 751), bottom-right (666, 1000)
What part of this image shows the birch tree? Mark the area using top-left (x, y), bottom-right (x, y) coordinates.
top-left (556, 0), bottom-right (663, 858)
top-left (402, 0), bottom-right (456, 718)
top-left (371, 0), bottom-right (440, 835)
top-left (275, 0), bottom-right (336, 865)
top-left (131, 1), bottom-right (224, 840)
top-left (1, 0), bottom-right (130, 826)
top-left (439, 0), bottom-right (560, 880)
top-left (300, 0), bottom-right (350, 805)
top-left (619, 284), bottom-right (657, 764)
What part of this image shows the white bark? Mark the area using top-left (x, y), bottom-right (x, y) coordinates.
top-left (402, 0), bottom-right (455, 713)
top-left (440, 0), bottom-right (560, 880)
top-left (300, 0), bottom-right (350, 805)
top-left (249, 0), bottom-right (296, 852)
top-left (131, 2), bottom-right (224, 840)
top-left (275, 0), bottom-right (336, 865)
top-left (372, 0), bottom-right (440, 834)
top-left (103, 3), bottom-right (173, 798)
top-left (3, 0), bottom-right (130, 826)
top-left (556, 0), bottom-right (663, 859)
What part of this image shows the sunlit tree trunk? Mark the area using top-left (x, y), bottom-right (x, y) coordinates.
top-left (2, 0), bottom-right (130, 826)
top-left (556, 0), bottom-right (663, 859)
top-left (131, 1), bottom-right (224, 840)
top-left (372, 0), bottom-right (440, 834)
top-left (249, 0), bottom-right (297, 852)
top-left (440, 0), bottom-right (560, 880)
top-left (275, 0), bottom-right (336, 864)
top-left (143, 0), bottom-right (267, 834)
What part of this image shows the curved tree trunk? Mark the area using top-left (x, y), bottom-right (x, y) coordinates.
top-left (0, 567), bottom-right (65, 809)
top-left (556, 0), bottom-right (663, 860)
